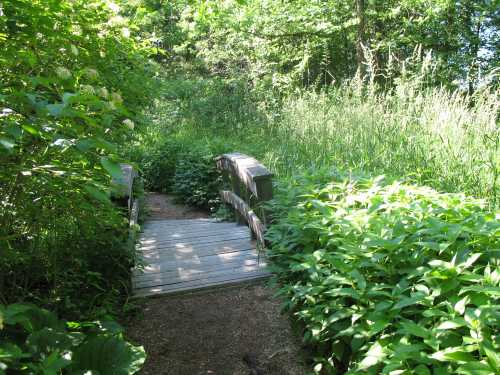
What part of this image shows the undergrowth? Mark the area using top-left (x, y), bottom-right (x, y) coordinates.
top-left (134, 67), bottom-right (498, 209)
top-left (266, 171), bottom-right (499, 374)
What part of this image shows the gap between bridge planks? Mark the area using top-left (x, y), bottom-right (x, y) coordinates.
top-left (132, 218), bottom-right (270, 297)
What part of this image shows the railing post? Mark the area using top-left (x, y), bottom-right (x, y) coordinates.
top-left (216, 153), bottom-right (273, 246)
top-left (231, 171), bottom-right (246, 225)
top-left (254, 176), bottom-right (273, 226)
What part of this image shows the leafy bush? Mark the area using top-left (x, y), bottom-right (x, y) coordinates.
top-left (139, 137), bottom-right (188, 193)
top-left (267, 171), bottom-right (500, 374)
top-left (0, 303), bottom-right (145, 374)
top-left (0, 0), bottom-right (155, 316)
top-left (172, 146), bottom-right (223, 211)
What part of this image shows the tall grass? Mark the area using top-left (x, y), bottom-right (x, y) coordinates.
top-left (260, 78), bottom-right (499, 206)
top-left (135, 69), bottom-right (499, 207)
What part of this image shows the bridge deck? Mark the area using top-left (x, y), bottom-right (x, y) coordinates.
top-left (133, 219), bottom-right (269, 297)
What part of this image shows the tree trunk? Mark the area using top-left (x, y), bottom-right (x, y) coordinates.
top-left (356, 0), bottom-right (366, 75)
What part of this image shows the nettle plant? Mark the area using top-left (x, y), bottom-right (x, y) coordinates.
top-left (0, 303), bottom-right (145, 374)
top-left (266, 171), bottom-right (500, 374)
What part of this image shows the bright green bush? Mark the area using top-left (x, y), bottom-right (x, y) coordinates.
top-left (266, 171), bottom-right (500, 374)
top-left (140, 137), bottom-right (189, 192)
top-left (173, 150), bottom-right (221, 210)
top-left (0, 303), bottom-right (145, 374)
top-left (0, 0), bottom-right (156, 315)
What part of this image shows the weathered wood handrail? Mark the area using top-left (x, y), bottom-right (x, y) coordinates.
top-left (112, 163), bottom-right (139, 227)
top-left (216, 153), bottom-right (273, 246)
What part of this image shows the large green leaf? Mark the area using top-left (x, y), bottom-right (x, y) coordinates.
top-left (100, 157), bottom-right (123, 180)
top-left (71, 336), bottom-right (146, 375)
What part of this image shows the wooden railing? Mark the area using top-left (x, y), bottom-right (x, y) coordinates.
top-left (216, 153), bottom-right (273, 245)
top-left (113, 163), bottom-right (139, 227)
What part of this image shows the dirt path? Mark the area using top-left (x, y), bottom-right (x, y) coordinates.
top-left (145, 192), bottom-right (209, 220)
top-left (128, 193), bottom-right (308, 375)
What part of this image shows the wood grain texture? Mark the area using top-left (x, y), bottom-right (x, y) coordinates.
top-left (219, 190), bottom-right (266, 245)
top-left (133, 218), bottom-right (269, 297)
top-left (215, 153), bottom-right (273, 198)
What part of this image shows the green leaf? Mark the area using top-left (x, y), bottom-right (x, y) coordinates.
top-left (414, 364), bottom-right (431, 375)
top-left (350, 269), bottom-right (366, 290)
top-left (21, 124), bottom-right (40, 136)
top-left (460, 286), bottom-right (500, 296)
top-left (39, 351), bottom-right (71, 374)
top-left (392, 293), bottom-right (426, 310)
top-left (454, 296), bottom-right (470, 315)
top-left (84, 185), bottom-right (110, 204)
top-left (398, 320), bottom-right (430, 339)
top-left (46, 103), bottom-right (66, 117)
top-left (430, 347), bottom-right (476, 363)
top-left (481, 340), bottom-right (500, 371)
top-left (436, 318), bottom-right (466, 330)
top-left (358, 341), bottom-right (386, 370)
top-left (456, 362), bottom-right (494, 375)
top-left (71, 336), bottom-right (146, 375)
top-left (100, 157), bottom-right (123, 180)
top-left (0, 137), bottom-right (15, 150)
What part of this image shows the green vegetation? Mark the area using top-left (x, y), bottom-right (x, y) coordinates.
top-left (1, 0), bottom-right (499, 373)
top-left (267, 172), bottom-right (499, 374)
top-left (0, 303), bottom-right (145, 374)
top-left (136, 69), bottom-right (499, 208)
top-left (1, 1), bottom-right (153, 372)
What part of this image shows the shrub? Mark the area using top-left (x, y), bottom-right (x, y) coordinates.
top-left (0, 0), bottom-right (154, 316)
top-left (266, 171), bottom-right (500, 374)
top-left (140, 138), bottom-right (188, 192)
top-left (172, 145), bottom-right (223, 211)
top-left (0, 303), bottom-right (145, 374)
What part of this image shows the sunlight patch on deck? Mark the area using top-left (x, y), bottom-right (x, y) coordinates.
top-left (133, 219), bottom-right (269, 297)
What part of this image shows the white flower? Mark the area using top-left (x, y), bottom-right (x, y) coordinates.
top-left (98, 87), bottom-right (109, 98)
top-left (80, 85), bottom-right (95, 95)
top-left (55, 67), bottom-right (71, 80)
top-left (107, 1), bottom-right (120, 13)
top-left (122, 119), bottom-right (134, 130)
top-left (122, 28), bottom-right (130, 38)
top-left (85, 68), bottom-right (99, 80)
top-left (111, 92), bottom-right (123, 104)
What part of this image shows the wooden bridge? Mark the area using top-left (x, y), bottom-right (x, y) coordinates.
top-left (121, 153), bottom-right (274, 298)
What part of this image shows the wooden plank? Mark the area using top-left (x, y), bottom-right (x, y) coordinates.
top-left (141, 218), bottom-right (220, 227)
top-left (111, 164), bottom-right (137, 210)
top-left (141, 220), bottom-right (235, 230)
top-left (137, 232), bottom-right (251, 249)
top-left (134, 270), bottom-right (270, 298)
top-left (219, 190), bottom-right (265, 245)
top-left (139, 252), bottom-right (262, 273)
top-left (133, 262), bottom-right (268, 288)
top-left (133, 217), bottom-right (270, 297)
top-left (138, 230), bottom-right (250, 244)
top-left (139, 238), bottom-right (255, 256)
top-left (130, 199), bottom-right (139, 227)
top-left (133, 256), bottom-right (266, 280)
top-left (216, 153), bottom-right (273, 198)
top-left (139, 248), bottom-right (260, 271)
top-left (139, 224), bottom-right (248, 237)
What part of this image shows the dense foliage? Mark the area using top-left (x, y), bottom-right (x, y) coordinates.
top-left (2, 0), bottom-right (499, 373)
top-left (0, 0), bottom-right (156, 317)
top-left (131, 0), bottom-right (499, 93)
top-left (0, 303), bottom-right (145, 374)
top-left (134, 69), bottom-right (499, 208)
top-left (266, 171), bottom-right (499, 374)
